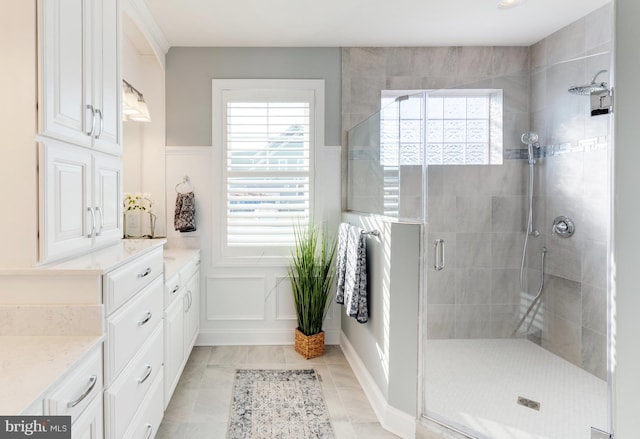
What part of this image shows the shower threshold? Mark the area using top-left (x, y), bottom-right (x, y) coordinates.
top-left (423, 338), bottom-right (608, 439)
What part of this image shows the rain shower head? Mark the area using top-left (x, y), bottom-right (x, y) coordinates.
top-left (568, 70), bottom-right (609, 95)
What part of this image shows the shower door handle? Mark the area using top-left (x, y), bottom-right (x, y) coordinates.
top-left (434, 239), bottom-right (445, 271)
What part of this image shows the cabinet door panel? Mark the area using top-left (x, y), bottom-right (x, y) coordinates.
top-left (164, 294), bottom-right (184, 408)
top-left (94, 152), bottom-right (122, 245)
top-left (40, 141), bottom-right (93, 262)
top-left (39, 0), bottom-right (92, 147)
top-left (92, 0), bottom-right (121, 153)
top-left (183, 270), bottom-right (200, 358)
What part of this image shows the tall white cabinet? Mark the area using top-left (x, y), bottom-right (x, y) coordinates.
top-left (39, 0), bottom-right (121, 154)
top-left (38, 0), bottom-right (123, 263)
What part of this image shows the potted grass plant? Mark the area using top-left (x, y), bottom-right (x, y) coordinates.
top-left (289, 222), bottom-right (337, 359)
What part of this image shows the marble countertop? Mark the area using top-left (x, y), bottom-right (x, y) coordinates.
top-left (163, 248), bottom-right (200, 280)
top-left (0, 335), bottom-right (104, 415)
top-left (0, 239), bottom-right (166, 276)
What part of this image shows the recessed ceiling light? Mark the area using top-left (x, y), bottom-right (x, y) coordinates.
top-left (497, 0), bottom-right (526, 9)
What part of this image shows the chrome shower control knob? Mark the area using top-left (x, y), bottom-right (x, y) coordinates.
top-left (552, 216), bottom-right (575, 238)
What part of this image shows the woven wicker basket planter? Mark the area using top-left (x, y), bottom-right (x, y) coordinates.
top-left (294, 328), bottom-right (325, 359)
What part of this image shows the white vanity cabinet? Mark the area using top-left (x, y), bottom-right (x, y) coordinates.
top-left (44, 344), bottom-right (104, 439)
top-left (38, 0), bottom-right (121, 154)
top-left (39, 140), bottom-right (123, 263)
top-left (102, 247), bottom-right (164, 439)
top-left (163, 249), bottom-right (200, 408)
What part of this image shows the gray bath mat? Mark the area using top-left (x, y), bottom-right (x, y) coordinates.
top-left (227, 369), bottom-right (334, 439)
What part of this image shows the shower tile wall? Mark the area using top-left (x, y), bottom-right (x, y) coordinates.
top-left (529, 3), bottom-right (611, 380)
top-left (342, 46), bottom-right (532, 340)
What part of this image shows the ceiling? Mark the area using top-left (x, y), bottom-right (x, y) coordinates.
top-left (142, 0), bottom-right (610, 48)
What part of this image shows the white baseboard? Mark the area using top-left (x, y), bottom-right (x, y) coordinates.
top-left (340, 331), bottom-right (416, 439)
top-left (196, 328), bottom-right (341, 346)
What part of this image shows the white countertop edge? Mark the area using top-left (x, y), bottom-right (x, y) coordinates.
top-left (0, 335), bottom-right (104, 415)
top-left (0, 239), bottom-right (167, 276)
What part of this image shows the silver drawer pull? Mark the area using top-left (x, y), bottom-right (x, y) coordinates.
top-left (145, 424), bottom-right (153, 439)
top-left (67, 374), bottom-right (97, 408)
top-left (434, 239), bottom-right (445, 271)
top-left (138, 365), bottom-right (152, 384)
top-left (87, 207), bottom-right (96, 238)
top-left (137, 311), bottom-right (152, 326)
top-left (171, 285), bottom-right (180, 294)
top-left (137, 267), bottom-right (152, 278)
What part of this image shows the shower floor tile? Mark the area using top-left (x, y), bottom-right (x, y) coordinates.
top-left (424, 338), bottom-right (608, 439)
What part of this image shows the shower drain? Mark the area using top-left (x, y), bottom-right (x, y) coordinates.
top-left (517, 396), bottom-right (541, 411)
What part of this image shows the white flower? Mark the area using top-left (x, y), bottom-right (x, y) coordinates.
top-left (123, 192), bottom-right (153, 212)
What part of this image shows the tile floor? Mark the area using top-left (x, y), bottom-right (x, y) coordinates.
top-left (157, 345), bottom-right (400, 439)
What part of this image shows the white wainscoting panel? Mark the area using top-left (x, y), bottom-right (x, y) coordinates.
top-left (206, 276), bottom-right (266, 321)
top-left (275, 276), bottom-right (296, 321)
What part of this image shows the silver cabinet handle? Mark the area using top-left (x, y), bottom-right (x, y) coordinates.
top-left (144, 424), bottom-right (153, 439)
top-left (171, 285), bottom-right (180, 295)
top-left (434, 239), bottom-right (445, 271)
top-left (86, 104), bottom-right (96, 136)
top-left (138, 365), bottom-right (152, 384)
top-left (137, 311), bottom-right (152, 326)
top-left (137, 267), bottom-right (152, 278)
top-left (95, 108), bottom-right (104, 139)
top-left (95, 206), bottom-right (103, 236)
top-left (87, 207), bottom-right (96, 238)
top-left (67, 374), bottom-right (97, 408)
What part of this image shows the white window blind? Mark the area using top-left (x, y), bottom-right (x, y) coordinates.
top-left (222, 89), bottom-right (314, 249)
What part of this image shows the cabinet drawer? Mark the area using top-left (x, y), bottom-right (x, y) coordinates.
top-left (46, 346), bottom-right (103, 424)
top-left (104, 248), bottom-right (163, 314)
top-left (105, 326), bottom-right (163, 439)
top-left (106, 276), bottom-right (163, 383)
top-left (122, 372), bottom-right (164, 439)
top-left (164, 272), bottom-right (181, 309)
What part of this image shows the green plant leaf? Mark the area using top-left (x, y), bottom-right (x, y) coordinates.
top-left (288, 222), bottom-right (337, 336)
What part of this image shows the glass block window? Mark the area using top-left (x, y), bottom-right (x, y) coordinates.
top-left (426, 91), bottom-right (502, 165)
top-left (381, 89), bottom-right (503, 166)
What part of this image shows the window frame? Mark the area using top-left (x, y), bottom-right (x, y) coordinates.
top-left (212, 79), bottom-right (325, 263)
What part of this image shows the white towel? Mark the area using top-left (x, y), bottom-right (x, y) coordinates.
top-left (342, 225), bottom-right (369, 323)
top-left (335, 222), bottom-right (350, 305)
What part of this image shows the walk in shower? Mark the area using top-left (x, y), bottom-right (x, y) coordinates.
top-left (345, 7), bottom-right (613, 438)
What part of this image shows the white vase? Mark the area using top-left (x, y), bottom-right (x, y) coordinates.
top-left (124, 210), bottom-right (143, 238)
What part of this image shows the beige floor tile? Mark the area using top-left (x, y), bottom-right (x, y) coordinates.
top-left (208, 345), bottom-right (249, 364)
top-left (328, 363), bottom-right (361, 389)
top-left (352, 422), bottom-right (401, 438)
top-left (246, 345), bottom-right (286, 363)
top-left (187, 346), bottom-right (212, 364)
top-left (337, 388), bottom-right (379, 423)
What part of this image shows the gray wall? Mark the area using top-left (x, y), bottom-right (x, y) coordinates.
top-left (614, 0), bottom-right (640, 435)
top-left (165, 47), bottom-right (341, 146)
top-left (529, 3), bottom-right (611, 380)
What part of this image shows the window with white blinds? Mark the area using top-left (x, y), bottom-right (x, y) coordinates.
top-left (221, 88), bottom-right (315, 252)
